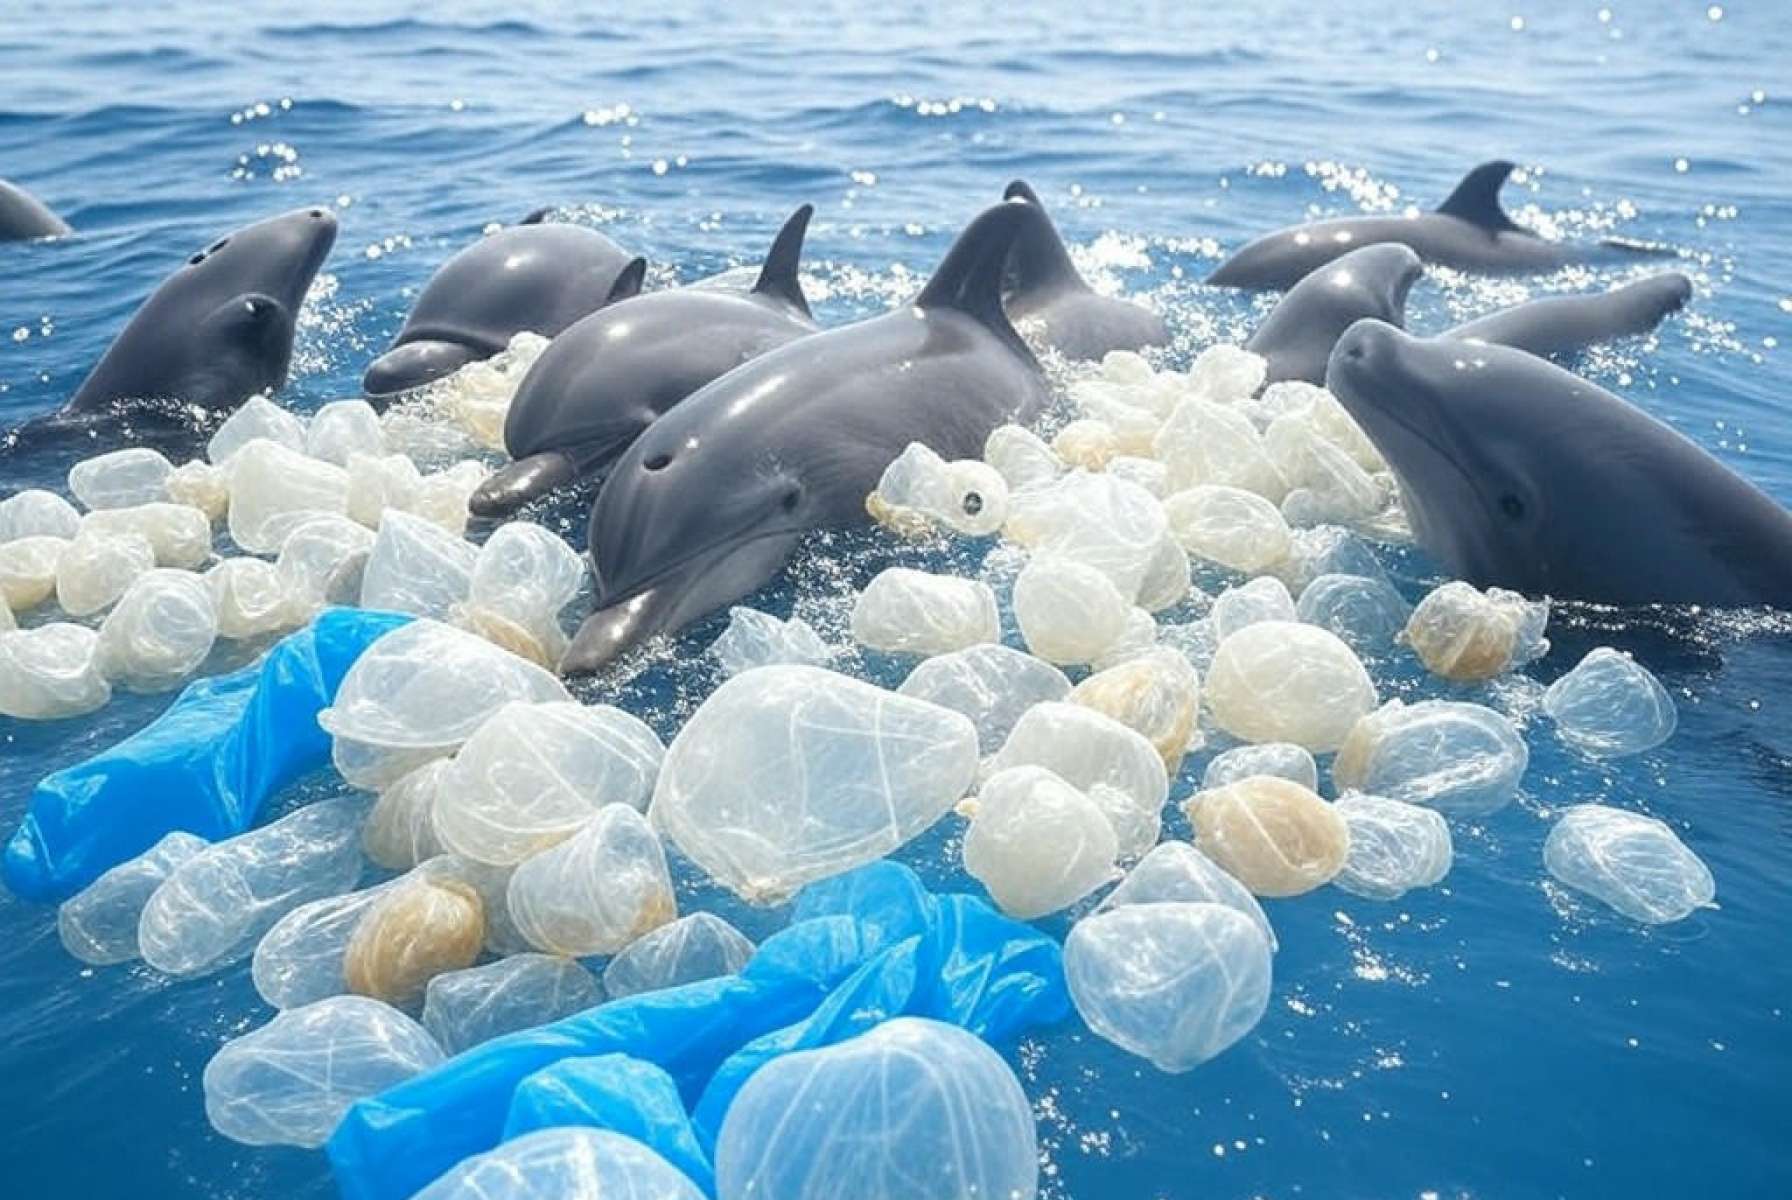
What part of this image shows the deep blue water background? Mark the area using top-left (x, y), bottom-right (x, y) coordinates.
top-left (3, 2), bottom-right (1791, 1197)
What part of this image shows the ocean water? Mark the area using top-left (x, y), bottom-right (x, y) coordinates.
top-left (3, 1), bottom-right (1790, 1197)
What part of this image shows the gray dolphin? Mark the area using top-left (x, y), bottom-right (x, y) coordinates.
top-left (1208, 161), bottom-right (1664, 291)
top-left (62, 207), bottom-right (337, 415)
top-left (362, 213), bottom-right (643, 397)
top-left (1325, 319), bottom-right (1792, 607)
top-left (1444, 271), bottom-right (1693, 360)
top-left (1001, 180), bottom-right (1168, 361)
top-left (0, 178), bottom-right (71, 241)
top-left (1246, 243), bottom-right (1424, 385)
top-left (467, 205), bottom-right (820, 518)
top-left (561, 199), bottom-right (1052, 674)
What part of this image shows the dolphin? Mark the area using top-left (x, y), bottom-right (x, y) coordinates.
top-left (1246, 243), bottom-right (1425, 385)
top-left (1001, 180), bottom-right (1168, 361)
top-left (60, 207), bottom-right (337, 415)
top-left (362, 212), bottom-right (643, 397)
top-left (1444, 272), bottom-right (1693, 361)
top-left (561, 199), bottom-right (1052, 674)
top-left (1, 178), bottom-right (72, 241)
top-left (1325, 319), bottom-right (1792, 607)
top-left (1208, 161), bottom-right (1664, 291)
top-left (467, 205), bottom-right (820, 518)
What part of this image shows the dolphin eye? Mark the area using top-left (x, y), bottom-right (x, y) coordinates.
top-left (780, 486), bottom-right (802, 512)
top-left (643, 452), bottom-right (671, 471)
top-left (1499, 494), bottom-right (1526, 520)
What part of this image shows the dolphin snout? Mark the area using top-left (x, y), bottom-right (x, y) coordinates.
top-left (1326, 317), bottom-right (1403, 388)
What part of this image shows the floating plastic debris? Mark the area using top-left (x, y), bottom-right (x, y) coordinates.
top-left (895, 642), bottom-right (1071, 753)
top-left (166, 459), bottom-right (229, 521)
top-left (362, 759), bottom-right (451, 870)
top-left (1070, 648), bottom-right (1202, 767)
top-left (68, 446), bottom-right (172, 510)
top-left (1202, 741), bottom-right (1319, 793)
top-left (94, 568), bottom-right (218, 692)
top-left (1155, 396), bottom-right (1286, 498)
top-left (307, 399), bottom-right (387, 466)
top-left (346, 452), bottom-right (424, 528)
top-left (83, 502), bottom-right (211, 568)
top-left (204, 995), bottom-right (444, 1149)
top-left (1332, 793), bottom-right (1454, 900)
top-left (0, 534), bottom-right (68, 608)
top-left (1403, 580), bottom-right (1548, 682)
top-left (1204, 620), bottom-right (1378, 752)
top-left (459, 521), bottom-right (585, 666)
top-left (1297, 572), bottom-right (1411, 652)
top-left (137, 795), bottom-right (369, 978)
top-left (1164, 484), bottom-right (1291, 574)
top-left (982, 423), bottom-right (1063, 493)
top-left (1543, 647), bottom-right (1678, 757)
top-left (416, 1127), bottom-right (703, 1200)
top-left (56, 831), bottom-right (208, 966)
top-left (962, 765), bottom-right (1119, 918)
top-left (1065, 901), bottom-right (1272, 1072)
top-left (849, 566), bottom-right (999, 656)
top-left (1186, 776), bottom-right (1349, 896)
top-left (359, 510), bottom-right (477, 620)
top-left (0, 488), bottom-right (81, 542)
top-left (651, 666), bottom-right (978, 902)
top-left (1543, 804), bottom-right (1715, 924)
top-left (1011, 553), bottom-right (1130, 665)
top-left (276, 514), bottom-right (376, 615)
top-left (1052, 417), bottom-right (1119, 469)
top-left (507, 805), bottom-right (676, 956)
top-left (433, 700), bottom-right (663, 866)
top-left (318, 619), bottom-right (570, 790)
top-left (986, 701), bottom-right (1168, 859)
top-left (1333, 699), bottom-right (1529, 816)
top-left (55, 529), bottom-right (156, 616)
top-left (1099, 840), bottom-right (1277, 952)
top-left (228, 439), bottom-right (350, 554)
top-left (206, 557), bottom-right (299, 639)
top-left (208, 395), bottom-right (308, 466)
top-left (715, 1017), bottom-right (1038, 1200)
top-left (344, 875), bottom-right (485, 1008)
top-left (602, 911), bottom-right (757, 1000)
top-left (1005, 471), bottom-right (1165, 601)
top-left (709, 606), bottom-right (831, 676)
top-left (423, 954), bottom-right (605, 1056)
top-left (1211, 575), bottom-right (1298, 641)
top-left (0, 622), bottom-right (111, 719)
top-left (868, 441), bottom-right (1009, 536)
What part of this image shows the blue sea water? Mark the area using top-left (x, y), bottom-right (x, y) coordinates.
top-left (2, 1), bottom-right (1791, 1196)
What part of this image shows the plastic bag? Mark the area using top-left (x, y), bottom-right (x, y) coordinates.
top-left (328, 861), bottom-right (1068, 1200)
top-left (3, 608), bottom-right (412, 902)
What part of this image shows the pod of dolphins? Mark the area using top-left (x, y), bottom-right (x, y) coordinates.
top-left (5, 159), bottom-right (1789, 676)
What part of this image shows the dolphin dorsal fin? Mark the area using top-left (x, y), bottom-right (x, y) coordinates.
top-left (605, 257), bottom-right (647, 304)
top-left (1436, 161), bottom-right (1528, 234)
top-left (1003, 180), bottom-right (1042, 206)
top-left (999, 179), bottom-right (1089, 297)
top-left (518, 207), bottom-right (553, 225)
top-left (752, 203), bottom-right (813, 317)
top-left (915, 200), bottom-right (1040, 363)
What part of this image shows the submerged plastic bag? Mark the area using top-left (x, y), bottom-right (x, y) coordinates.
top-left (328, 861), bottom-right (1068, 1200)
top-left (3, 608), bottom-right (412, 903)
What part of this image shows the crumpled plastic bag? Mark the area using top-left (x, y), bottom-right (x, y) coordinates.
top-left (327, 861), bottom-right (1069, 1200)
top-left (3, 607), bottom-right (412, 902)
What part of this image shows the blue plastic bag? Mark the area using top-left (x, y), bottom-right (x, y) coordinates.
top-left (3, 608), bottom-right (411, 902)
top-left (504, 1055), bottom-right (715, 1193)
top-left (329, 862), bottom-right (1069, 1200)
